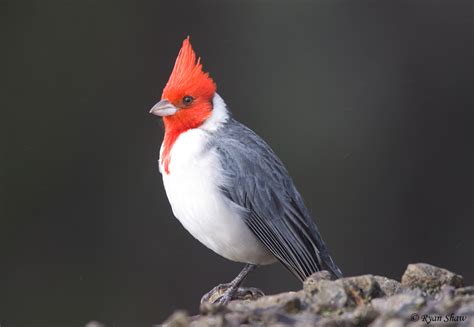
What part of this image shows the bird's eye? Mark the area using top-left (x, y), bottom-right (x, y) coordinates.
top-left (182, 96), bottom-right (194, 106)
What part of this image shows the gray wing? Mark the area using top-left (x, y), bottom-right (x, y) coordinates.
top-left (207, 118), bottom-right (342, 281)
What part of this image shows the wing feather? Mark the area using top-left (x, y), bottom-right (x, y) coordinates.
top-left (208, 118), bottom-right (343, 280)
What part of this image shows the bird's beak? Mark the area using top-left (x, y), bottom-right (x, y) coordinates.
top-left (149, 99), bottom-right (178, 117)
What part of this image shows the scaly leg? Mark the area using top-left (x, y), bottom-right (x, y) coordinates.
top-left (200, 264), bottom-right (264, 304)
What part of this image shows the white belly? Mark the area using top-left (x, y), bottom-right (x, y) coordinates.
top-left (160, 129), bottom-right (275, 265)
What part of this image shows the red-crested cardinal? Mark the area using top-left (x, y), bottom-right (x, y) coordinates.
top-left (150, 37), bottom-right (342, 304)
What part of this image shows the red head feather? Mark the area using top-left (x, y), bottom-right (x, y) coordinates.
top-left (160, 37), bottom-right (217, 174)
top-left (162, 37), bottom-right (216, 103)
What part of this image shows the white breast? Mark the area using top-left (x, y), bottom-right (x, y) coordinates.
top-left (159, 94), bottom-right (275, 265)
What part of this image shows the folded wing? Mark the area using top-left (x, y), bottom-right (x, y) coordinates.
top-left (208, 119), bottom-right (343, 280)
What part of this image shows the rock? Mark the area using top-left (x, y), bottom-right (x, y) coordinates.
top-left (373, 276), bottom-right (401, 296)
top-left (161, 263), bottom-right (472, 326)
top-left (303, 270), bottom-right (333, 295)
top-left (228, 290), bottom-right (305, 313)
top-left (199, 301), bottom-right (229, 316)
top-left (339, 275), bottom-right (384, 306)
top-left (163, 310), bottom-right (190, 327)
top-left (456, 286), bottom-right (474, 297)
top-left (338, 305), bottom-right (379, 325)
top-left (456, 301), bottom-right (474, 320)
top-left (84, 322), bottom-right (106, 327)
top-left (401, 263), bottom-right (464, 294)
top-left (191, 315), bottom-right (225, 327)
top-left (310, 279), bottom-right (348, 314)
top-left (370, 317), bottom-right (407, 327)
top-left (371, 292), bottom-right (425, 315)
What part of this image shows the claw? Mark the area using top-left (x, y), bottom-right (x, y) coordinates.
top-left (201, 284), bottom-right (264, 305)
top-left (200, 283), bottom-right (232, 304)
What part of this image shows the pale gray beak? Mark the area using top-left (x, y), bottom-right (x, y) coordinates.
top-left (149, 99), bottom-right (178, 117)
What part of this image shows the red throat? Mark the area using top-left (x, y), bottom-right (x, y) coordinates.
top-left (161, 108), bottom-right (211, 174)
top-left (160, 37), bottom-right (216, 174)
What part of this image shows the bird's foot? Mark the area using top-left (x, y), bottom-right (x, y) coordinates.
top-left (200, 282), bottom-right (232, 304)
top-left (200, 283), bottom-right (264, 305)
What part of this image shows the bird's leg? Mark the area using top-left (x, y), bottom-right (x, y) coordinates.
top-left (200, 264), bottom-right (264, 305)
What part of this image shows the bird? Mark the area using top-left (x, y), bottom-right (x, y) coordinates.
top-left (150, 37), bottom-right (342, 305)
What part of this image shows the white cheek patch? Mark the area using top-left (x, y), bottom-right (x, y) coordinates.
top-left (200, 93), bottom-right (230, 132)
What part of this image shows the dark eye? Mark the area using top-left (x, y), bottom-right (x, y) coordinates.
top-left (182, 96), bottom-right (194, 105)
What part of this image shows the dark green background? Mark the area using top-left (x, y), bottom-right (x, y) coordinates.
top-left (2, 0), bottom-right (473, 326)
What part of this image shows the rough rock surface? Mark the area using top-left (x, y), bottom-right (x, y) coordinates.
top-left (163, 263), bottom-right (473, 326)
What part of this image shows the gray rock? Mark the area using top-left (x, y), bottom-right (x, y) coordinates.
top-left (455, 301), bottom-right (474, 324)
top-left (310, 279), bottom-right (348, 314)
top-left (303, 270), bottom-right (333, 295)
top-left (373, 276), bottom-right (401, 296)
top-left (163, 310), bottom-right (190, 327)
top-left (401, 263), bottom-right (464, 294)
top-left (456, 286), bottom-right (474, 297)
top-left (228, 290), bottom-right (306, 313)
top-left (161, 263), bottom-right (473, 327)
top-left (371, 293), bottom-right (425, 315)
top-left (369, 316), bottom-right (406, 327)
top-left (339, 275), bottom-right (384, 306)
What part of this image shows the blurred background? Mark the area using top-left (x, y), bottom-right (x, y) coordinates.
top-left (2, 0), bottom-right (473, 326)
